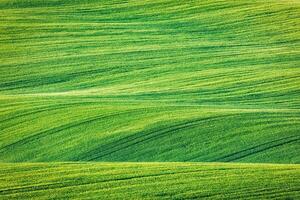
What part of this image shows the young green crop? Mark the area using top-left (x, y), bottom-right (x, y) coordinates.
top-left (0, 0), bottom-right (299, 163)
top-left (0, 0), bottom-right (299, 199)
top-left (1, 162), bottom-right (299, 199)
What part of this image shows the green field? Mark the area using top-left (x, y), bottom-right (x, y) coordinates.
top-left (1, 162), bottom-right (300, 199)
top-left (0, 0), bottom-right (299, 199)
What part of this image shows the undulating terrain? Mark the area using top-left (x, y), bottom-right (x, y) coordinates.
top-left (1, 162), bottom-right (300, 199)
top-left (0, 0), bottom-right (299, 199)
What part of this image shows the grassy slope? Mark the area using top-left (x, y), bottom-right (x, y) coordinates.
top-left (0, 162), bottom-right (299, 199)
top-left (1, 0), bottom-right (300, 163)
top-left (1, 96), bottom-right (300, 163)
top-left (1, 1), bottom-right (300, 199)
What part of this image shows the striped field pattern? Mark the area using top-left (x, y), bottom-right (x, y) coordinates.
top-left (0, 162), bottom-right (300, 199)
top-left (1, 97), bottom-right (300, 163)
top-left (0, 0), bottom-right (300, 199)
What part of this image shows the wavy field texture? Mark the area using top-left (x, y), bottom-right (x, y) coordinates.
top-left (0, 0), bottom-right (300, 199)
top-left (0, 0), bottom-right (300, 164)
top-left (0, 0), bottom-right (299, 106)
top-left (1, 96), bottom-right (300, 163)
top-left (0, 162), bottom-right (300, 199)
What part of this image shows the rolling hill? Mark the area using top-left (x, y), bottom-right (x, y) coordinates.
top-left (1, 162), bottom-right (300, 199)
top-left (0, 0), bottom-right (299, 199)
top-left (1, 97), bottom-right (300, 163)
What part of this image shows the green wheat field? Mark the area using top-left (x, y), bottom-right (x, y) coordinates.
top-left (0, 0), bottom-right (300, 199)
